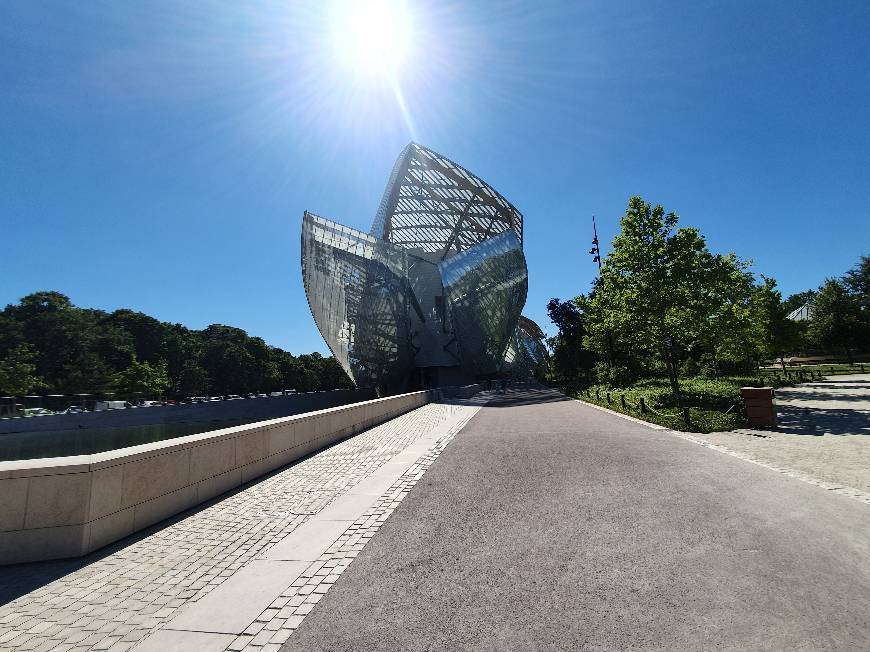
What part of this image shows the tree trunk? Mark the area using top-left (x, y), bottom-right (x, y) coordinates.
top-left (666, 342), bottom-right (683, 409)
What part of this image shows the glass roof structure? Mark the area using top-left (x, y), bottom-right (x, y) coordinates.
top-left (371, 143), bottom-right (523, 256)
top-left (302, 142), bottom-right (546, 392)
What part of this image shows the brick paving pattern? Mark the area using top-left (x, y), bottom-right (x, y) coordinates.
top-left (225, 404), bottom-right (476, 651)
top-left (0, 401), bottom-right (479, 651)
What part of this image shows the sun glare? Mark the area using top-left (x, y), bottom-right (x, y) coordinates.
top-left (330, 0), bottom-right (413, 77)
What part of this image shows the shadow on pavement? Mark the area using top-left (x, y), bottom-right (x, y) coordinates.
top-left (776, 406), bottom-right (870, 437)
top-left (0, 489), bottom-right (234, 606)
top-left (483, 388), bottom-right (573, 408)
top-left (777, 389), bottom-right (870, 402)
top-left (0, 444), bottom-right (324, 606)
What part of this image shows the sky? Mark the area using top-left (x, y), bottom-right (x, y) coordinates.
top-left (2, 0), bottom-right (868, 355)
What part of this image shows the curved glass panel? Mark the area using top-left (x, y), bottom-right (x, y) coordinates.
top-left (301, 212), bottom-right (413, 391)
top-left (505, 316), bottom-right (549, 379)
top-left (438, 231), bottom-right (528, 375)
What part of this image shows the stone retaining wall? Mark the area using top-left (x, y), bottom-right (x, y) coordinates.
top-left (0, 391), bottom-right (433, 565)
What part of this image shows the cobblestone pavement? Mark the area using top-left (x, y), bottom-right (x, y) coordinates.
top-left (0, 399), bottom-right (483, 651)
top-left (225, 411), bottom-right (473, 652)
top-left (694, 374), bottom-right (870, 495)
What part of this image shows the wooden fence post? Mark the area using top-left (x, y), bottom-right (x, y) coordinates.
top-left (639, 397), bottom-right (647, 413)
top-left (620, 394), bottom-right (626, 409)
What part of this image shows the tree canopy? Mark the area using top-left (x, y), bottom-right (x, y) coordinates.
top-left (0, 292), bottom-right (354, 398)
top-left (580, 197), bottom-right (758, 400)
top-left (545, 298), bottom-right (593, 390)
top-left (547, 197), bottom-right (868, 397)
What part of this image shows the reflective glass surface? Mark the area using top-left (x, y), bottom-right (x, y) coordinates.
top-left (302, 143), bottom-right (543, 391)
top-left (438, 231), bottom-right (528, 375)
top-left (302, 212), bottom-right (413, 391)
top-left (504, 316), bottom-right (549, 379)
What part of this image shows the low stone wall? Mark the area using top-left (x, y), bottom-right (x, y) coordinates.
top-left (0, 391), bottom-right (432, 565)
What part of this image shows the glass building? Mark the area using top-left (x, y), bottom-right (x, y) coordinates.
top-left (301, 142), bottom-right (547, 392)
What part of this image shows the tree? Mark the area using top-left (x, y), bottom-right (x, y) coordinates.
top-left (584, 196), bottom-right (755, 404)
top-left (112, 359), bottom-right (171, 399)
top-left (0, 344), bottom-right (46, 395)
top-left (176, 365), bottom-right (210, 396)
top-left (808, 279), bottom-right (865, 360)
top-left (0, 292), bottom-right (351, 397)
top-left (546, 297), bottom-right (594, 389)
top-left (693, 252), bottom-right (756, 377)
top-left (751, 277), bottom-right (802, 371)
top-left (843, 254), bottom-right (870, 299)
top-left (317, 356), bottom-right (354, 390)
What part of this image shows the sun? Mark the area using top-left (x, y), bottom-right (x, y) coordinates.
top-left (330, 0), bottom-right (413, 77)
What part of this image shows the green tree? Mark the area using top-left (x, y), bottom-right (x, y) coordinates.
top-left (12, 293), bottom-right (117, 392)
top-left (751, 277), bottom-right (802, 371)
top-left (112, 358), bottom-right (171, 398)
top-left (1, 292), bottom-right (350, 397)
top-left (843, 254), bottom-right (870, 299)
top-left (176, 365), bottom-right (210, 396)
top-left (584, 196), bottom-right (755, 405)
top-left (246, 336), bottom-right (282, 392)
top-left (317, 356), bottom-right (354, 390)
top-left (200, 324), bottom-right (256, 395)
top-left (693, 252), bottom-right (756, 377)
top-left (546, 297), bottom-right (594, 389)
top-left (808, 279), bottom-right (865, 359)
top-left (106, 310), bottom-right (168, 365)
top-left (0, 344), bottom-right (46, 395)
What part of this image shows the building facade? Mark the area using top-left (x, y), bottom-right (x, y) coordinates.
top-left (301, 142), bottom-right (547, 392)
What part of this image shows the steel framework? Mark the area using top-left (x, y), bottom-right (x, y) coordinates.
top-left (302, 142), bottom-right (546, 392)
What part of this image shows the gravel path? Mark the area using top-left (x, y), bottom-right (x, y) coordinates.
top-left (696, 374), bottom-right (870, 492)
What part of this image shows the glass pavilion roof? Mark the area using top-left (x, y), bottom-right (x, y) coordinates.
top-left (371, 143), bottom-right (523, 257)
top-left (302, 142), bottom-right (545, 391)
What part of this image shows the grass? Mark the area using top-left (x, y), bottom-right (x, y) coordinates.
top-left (571, 364), bottom-right (868, 434)
top-left (572, 375), bottom-right (794, 434)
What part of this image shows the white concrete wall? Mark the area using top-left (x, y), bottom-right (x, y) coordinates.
top-left (0, 391), bottom-right (432, 565)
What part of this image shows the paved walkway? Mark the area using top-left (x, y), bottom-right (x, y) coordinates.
top-left (3, 388), bottom-right (870, 650)
top-left (697, 374), bottom-right (870, 493)
top-left (284, 388), bottom-right (870, 650)
top-left (0, 398), bottom-right (485, 651)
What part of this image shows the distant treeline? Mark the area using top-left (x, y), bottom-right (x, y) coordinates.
top-left (0, 292), bottom-right (353, 398)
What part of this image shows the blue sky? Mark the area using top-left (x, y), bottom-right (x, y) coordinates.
top-left (2, 1), bottom-right (868, 355)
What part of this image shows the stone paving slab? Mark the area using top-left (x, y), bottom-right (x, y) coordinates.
top-left (262, 519), bottom-right (353, 562)
top-left (163, 560), bottom-right (310, 635)
top-left (0, 398), bottom-right (485, 651)
top-left (695, 374), bottom-right (870, 496)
